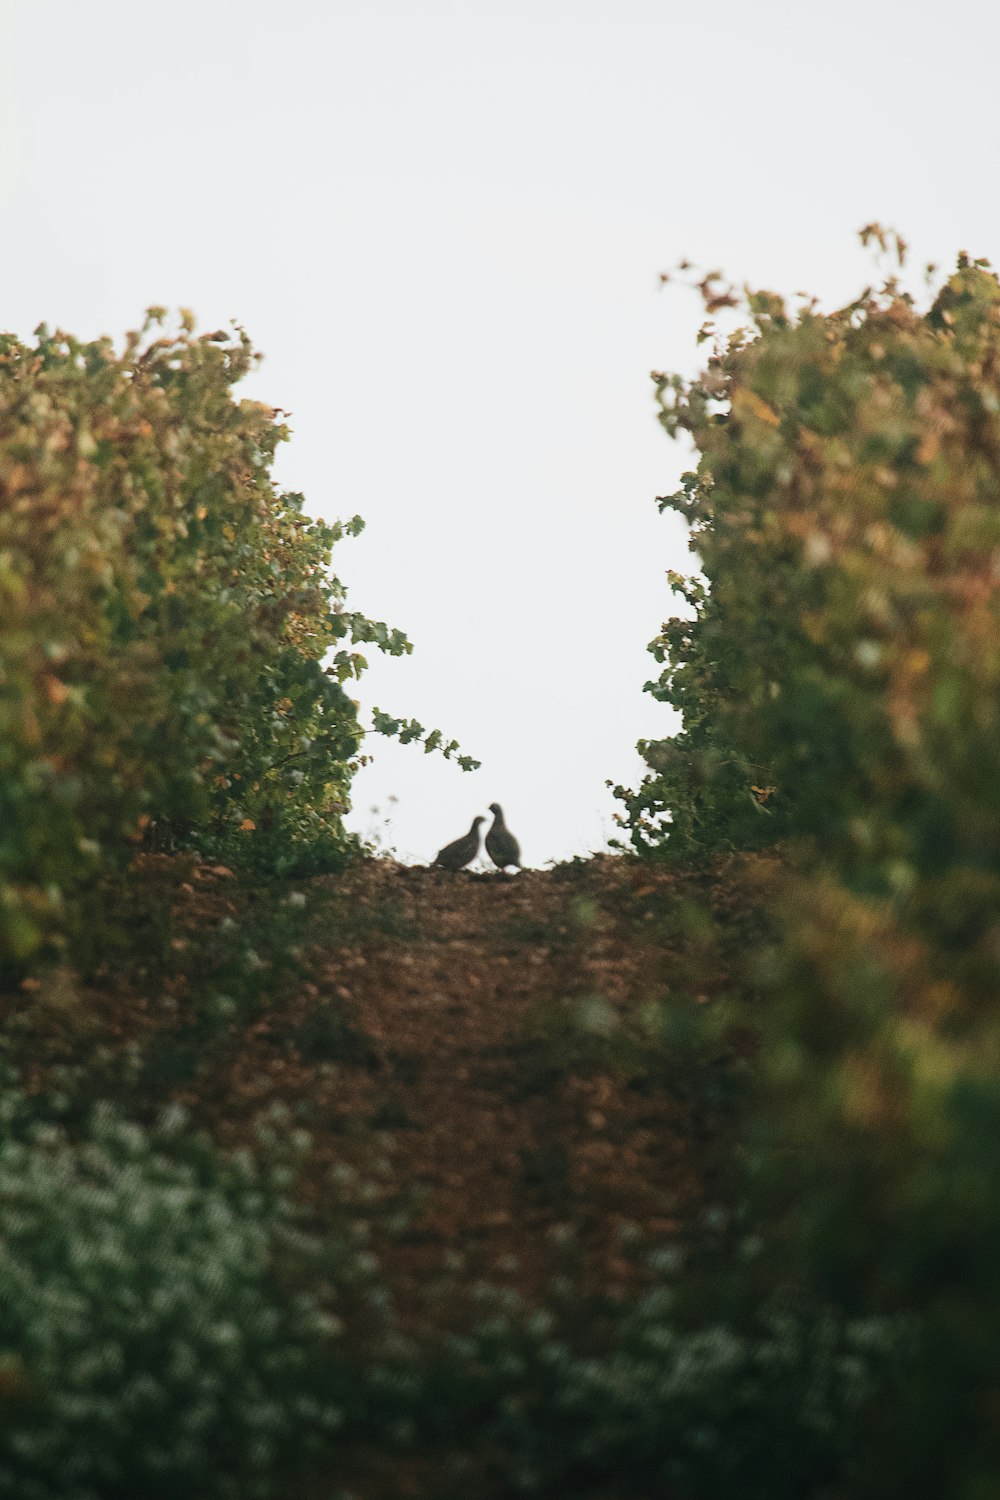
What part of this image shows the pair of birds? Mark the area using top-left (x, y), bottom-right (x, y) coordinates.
top-left (434, 802), bottom-right (521, 872)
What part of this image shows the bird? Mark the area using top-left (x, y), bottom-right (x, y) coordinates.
top-left (485, 803), bottom-right (522, 872)
top-left (433, 815), bottom-right (485, 871)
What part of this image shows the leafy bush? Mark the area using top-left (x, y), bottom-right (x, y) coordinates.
top-left (748, 872), bottom-right (1000, 1497)
top-left (0, 312), bottom-right (473, 964)
top-left (0, 1092), bottom-right (347, 1500)
top-left (615, 567), bottom-right (788, 856)
top-left (355, 1275), bottom-right (903, 1499)
top-left (620, 234), bottom-right (1000, 878)
top-left (619, 233), bottom-right (1000, 1494)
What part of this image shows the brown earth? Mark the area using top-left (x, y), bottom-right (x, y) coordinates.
top-left (13, 852), bottom-right (770, 1310)
top-left (213, 857), bottom-right (737, 1311)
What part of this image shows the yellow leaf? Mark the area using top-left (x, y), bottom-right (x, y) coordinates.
top-left (734, 389), bottom-right (780, 427)
top-left (916, 431), bottom-right (940, 464)
top-left (239, 818), bottom-right (256, 831)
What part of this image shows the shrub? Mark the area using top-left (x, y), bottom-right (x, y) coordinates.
top-left (620, 236), bottom-right (1000, 880)
top-left (618, 234), bottom-right (1000, 1494)
top-left (615, 567), bottom-right (788, 857)
top-left (0, 313), bottom-right (473, 963)
top-left (360, 1276), bottom-right (903, 1499)
top-left (0, 1092), bottom-right (346, 1499)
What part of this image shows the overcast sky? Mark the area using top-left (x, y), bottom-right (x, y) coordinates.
top-left (3, 0), bottom-right (999, 864)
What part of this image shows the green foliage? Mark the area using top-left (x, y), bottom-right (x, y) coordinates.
top-left (0, 312), bottom-right (472, 963)
top-left (0, 1091), bottom-right (346, 1499)
top-left (748, 869), bottom-right (1000, 1496)
top-left (623, 236), bottom-right (1000, 1494)
top-left (615, 566), bottom-right (788, 855)
top-left (370, 709), bottom-right (479, 772)
top-left (351, 1274), bottom-right (902, 1499)
top-left (621, 244), bottom-right (1000, 875)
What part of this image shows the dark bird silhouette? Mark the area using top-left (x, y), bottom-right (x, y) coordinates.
top-left (485, 803), bottom-right (522, 871)
top-left (433, 815), bottom-right (485, 871)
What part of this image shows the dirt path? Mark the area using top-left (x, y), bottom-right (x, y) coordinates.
top-left (177, 853), bottom-right (765, 1322)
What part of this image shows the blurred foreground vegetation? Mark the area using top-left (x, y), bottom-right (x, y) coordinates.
top-left (618, 230), bottom-right (1000, 1496)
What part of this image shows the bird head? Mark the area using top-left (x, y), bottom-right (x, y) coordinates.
top-left (488, 802), bottom-right (502, 817)
top-left (474, 815), bottom-right (486, 827)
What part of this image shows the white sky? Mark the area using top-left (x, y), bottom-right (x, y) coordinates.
top-left (2, 0), bottom-right (999, 865)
